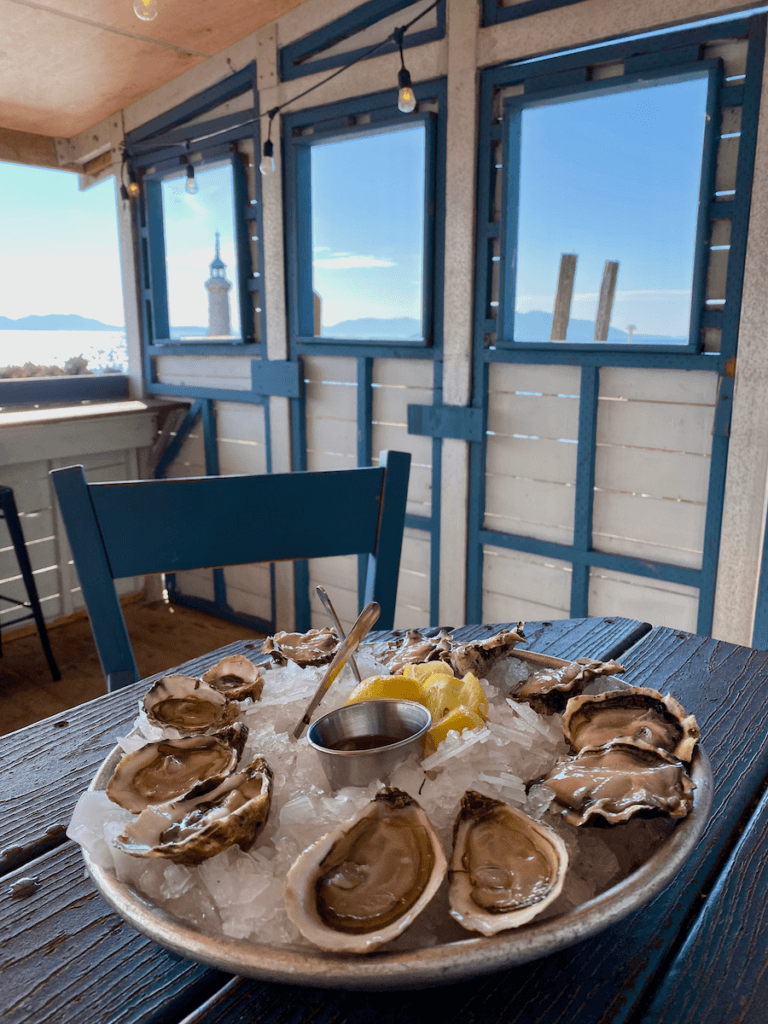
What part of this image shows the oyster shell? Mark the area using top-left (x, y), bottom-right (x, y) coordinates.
top-left (449, 626), bottom-right (526, 678)
top-left (541, 738), bottom-right (695, 826)
top-left (106, 723), bottom-right (248, 813)
top-left (261, 627), bottom-right (339, 668)
top-left (562, 686), bottom-right (700, 762)
top-left (381, 629), bottom-right (454, 675)
top-left (512, 657), bottom-right (625, 714)
top-left (113, 756), bottom-right (273, 864)
top-left (284, 788), bottom-right (446, 954)
top-left (143, 674), bottom-right (239, 734)
top-left (448, 791), bottom-right (568, 935)
top-left (202, 654), bottom-right (264, 702)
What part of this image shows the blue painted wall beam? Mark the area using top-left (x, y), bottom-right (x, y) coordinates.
top-left (570, 366), bottom-right (599, 617)
top-left (407, 404), bottom-right (484, 441)
top-left (251, 359), bottom-right (303, 398)
top-left (154, 400), bottom-right (203, 479)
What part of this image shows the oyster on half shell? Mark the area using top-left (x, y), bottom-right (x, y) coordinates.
top-left (562, 686), bottom-right (700, 762)
top-left (541, 738), bottom-right (695, 826)
top-left (512, 657), bottom-right (625, 714)
top-left (261, 627), bottom-right (339, 668)
top-left (448, 791), bottom-right (568, 935)
top-left (284, 788), bottom-right (446, 954)
top-left (107, 724), bottom-right (248, 813)
top-left (449, 625), bottom-right (526, 678)
top-left (143, 674), bottom-right (239, 734)
top-left (113, 756), bottom-right (273, 864)
top-left (202, 654), bottom-right (264, 702)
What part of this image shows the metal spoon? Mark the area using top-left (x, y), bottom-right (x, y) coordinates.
top-left (316, 586), bottom-right (362, 683)
top-left (292, 601), bottom-right (381, 740)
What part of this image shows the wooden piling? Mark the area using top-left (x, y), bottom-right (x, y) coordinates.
top-left (551, 254), bottom-right (577, 341)
top-left (594, 260), bottom-right (619, 341)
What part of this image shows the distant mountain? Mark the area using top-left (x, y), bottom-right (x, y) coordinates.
top-left (0, 314), bottom-right (124, 331)
top-left (169, 326), bottom-right (209, 339)
top-left (322, 317), bottom-right (422, 340)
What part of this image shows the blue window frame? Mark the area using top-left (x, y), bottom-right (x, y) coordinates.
top-left (469, 15), bottom-right (766, 638)
top-left (284, 89), bottom-right (438, 350)
top-left (280, 0), bottom-right (446, 82)
top-left (496, 63), bottom-right (721, 353)
top-left (482, 0), bottom-right (589, 27)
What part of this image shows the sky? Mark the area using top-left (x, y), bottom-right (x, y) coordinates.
top-left (0, 161), bottom-right (124, 325)
top-left (311, 124), bottom-right (426, 332)
top-left (513, 73), bottom-right (710, 340)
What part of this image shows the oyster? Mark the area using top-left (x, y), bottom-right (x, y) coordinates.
top-left (541, 739), bottom-right (695, 826)
top-left (512, 657), bottom-right (625, 714)
top-left (202, 654), bottom-right (264, 702)
top-left (113, 756), bottom-right (273, 864)
top-left (261, 627), bottom-right (339, 668)
top-left (381, 629), bottom-right (454, 674)
top-left (107, 723), bottom-right (248, 813)
top-left (449, 625), bottom-right (526, 677)
top-left (284, 788), bottom-right (446, 954)
top-left (448, 791), bottom-right (568, 935)
top-left (143, 674), bottom-right (239, 734)
top-left (562, 686), bottom-right (700, 762)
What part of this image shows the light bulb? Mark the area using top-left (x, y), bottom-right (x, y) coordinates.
top-left (259, 139), bottom-right (275, 176)
top-left (185, 165), bottom-right (198, 195)
top-left (397, 68), bottom-right (417, 114)
top-left (133, 0), bottom-right (158, 21)
top-left (127, 174), bottom-right (140, 198)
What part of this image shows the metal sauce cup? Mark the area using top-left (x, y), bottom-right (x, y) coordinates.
top-left (308, 699), bottom-right (432, 789)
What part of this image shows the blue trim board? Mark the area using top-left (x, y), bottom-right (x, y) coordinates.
top-left (482, 0), bottom-right (588, 27)
top-left (407, 404), bottom-right (484, 441)
top-left (0, 374), bottom-right (129, 405)
top-left (357, 357), bottom-right (373, 607)
top-left (154, 400), bottom-right (203, 479)
top-left (148, 344), bottom-right (262, 357)
top-left (251, 359), bottom-right (303, 398)
top-left (280, 0), bottom-right (445, 82)
top-left (145, 382), bottom-right (270, 404)
top-left (469, 16), bottom-right (765, 634)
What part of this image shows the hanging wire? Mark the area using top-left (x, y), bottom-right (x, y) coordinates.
top-left (126, 0), bottom-right (442, 162)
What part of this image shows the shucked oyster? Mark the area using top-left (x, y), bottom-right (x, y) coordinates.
top-left (448, 791), bottom-right (568, 935)
top-left (381, 629), bottom-right (454, 674)
top-left (450, 626), bottom-right (526, 677)
top-left (284, 788), bottom-right (446, 954)
top-left (202, 654), bottom-right (264, 702)
top-left (541, 739), bottom-right (695, 826)
top-left (261, 627), bottom-right (339, 668)
top-left (143, 674), bottom-right (239, 735)
top-left (562, 686), bottom-right (700, 762)
top-left (107, 724), bottom-right (248, 813)
top-left (113, 756), bottom-right (273, 864)
top-left (512, 657), bottom-right (625, 714)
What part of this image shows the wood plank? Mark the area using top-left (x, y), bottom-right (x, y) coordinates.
top-left (487, 434), bottom-right (578, 486)
top-left (0, 843), bottom-right (229, 1024)
top-left (483, 590), bottom-right (571, 624)
top-left (703, 38), bottom-right (747, 78)
top-left (490, 363), bottom-right (581, 397)
top-left (640, 783), bottom-right (768, 1024)
top-left (484, 474), bottom-right (575, 542)
top-left (592, 490), bottom-right (706, 569)
top-left (594, 445), bottom-right (711, 504)
top-left (599, 367), bottom-right (718, 404)
top-left (373, 359), bottom-right (433, 389)
top-left (215, 402), bottom-right (267, 443)
top-left (716, 135), bottom-right (740, 193)
top-left (488, 392), bottom-right (581, 440)
top-left (596, 398), bottom-right (716, 455)
top-left (304, 380), bottom-right (357, 420)
top-left (706, 247), bottom-right (729, 301)
top-left (482, 544), bottom-right (572, 612)
top-left (305, 415), bottom-right (357, 458)
top-left (589, 568), bottom-right (699, 631)
top-left (303, 355), bottom-right (357, 385)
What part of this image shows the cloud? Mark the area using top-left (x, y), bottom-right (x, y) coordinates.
top-left (313, 255), bottom-right (397, 269)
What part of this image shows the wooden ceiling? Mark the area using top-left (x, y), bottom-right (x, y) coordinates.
top-left (0, 0), bottom-right (308, 140)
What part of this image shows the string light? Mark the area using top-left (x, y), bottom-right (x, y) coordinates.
top-left (394, 28), bottom-right (417, 114)
top-left (260, 111), bottom-right (277, 175)
top-left (120, 151), bottom-right (140, 200)
top-left (185, 163), bottom-right (199, 195)
top-left (133, 0), bottom-right (158, 21)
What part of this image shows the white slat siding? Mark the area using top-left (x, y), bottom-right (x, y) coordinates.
top-left (304, 356), bottom-right (360, 629)
top-left (371, 358), bottom-right (433, 520)
top-left (588, 567), bottom-right (699, 632)
top-left (154, 355), bottom-right (253, 391)
top-left (593, 368), bottom-right (717, 572)
top-left (482, 544), bottom-right (572, 625)
top-left (394, 528), bottom-right (431, 631)
top-left (485, 363), bottom-right (580, 545)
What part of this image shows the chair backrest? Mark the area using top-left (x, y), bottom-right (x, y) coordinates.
top-left (50, 451), bottom-right (410, 690)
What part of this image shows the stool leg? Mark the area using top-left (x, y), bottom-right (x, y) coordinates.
top-left (2, 498), bottom-right (61, 681)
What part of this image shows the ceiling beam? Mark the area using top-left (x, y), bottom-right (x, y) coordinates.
top-left (0, 126), bottom-right (73, 171)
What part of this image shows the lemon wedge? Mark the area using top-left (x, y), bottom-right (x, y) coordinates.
top-left (429, 706), bottom-right (486, 747)
top-left (345, 674), bottom-right (424, 705)
top-left (403, 661), bottom-right (455, 682)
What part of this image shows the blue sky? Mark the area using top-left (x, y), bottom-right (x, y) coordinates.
top-left (310, 124), bottom-right (426, 330)
top-left (514, 73), bottom-right (710, 339)
top-left (0, 161), bottom-right (124, 325)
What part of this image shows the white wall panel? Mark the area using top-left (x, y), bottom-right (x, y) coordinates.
top-left (482, 544), bottom-right (571, 626)
top-left (589, 567), bottom-right (699, 632)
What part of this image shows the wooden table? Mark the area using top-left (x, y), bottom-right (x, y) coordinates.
top-left (3, 617), bottom-right (767, 1024)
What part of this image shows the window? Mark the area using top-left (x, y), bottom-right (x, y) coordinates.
top-left (286, 97), bottom-right (438, 348)
top-left (498, 67), bottom-right (718, 350)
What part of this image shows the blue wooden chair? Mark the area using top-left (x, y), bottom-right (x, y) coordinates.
top-left (50, 451), bottom-right (410, 691)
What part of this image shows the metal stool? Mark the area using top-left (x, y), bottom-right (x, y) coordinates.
top-left (0, 485), bottom-right (61, 680)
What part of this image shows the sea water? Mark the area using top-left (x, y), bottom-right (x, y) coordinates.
top-left (0, 330), bottom-right (128, 374)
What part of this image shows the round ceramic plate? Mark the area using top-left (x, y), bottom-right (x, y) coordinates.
top-left (84, 744), bottom-right (713, 991)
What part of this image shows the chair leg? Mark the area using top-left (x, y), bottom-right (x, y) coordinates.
top-left (1, 494), bottom-right (61, 682)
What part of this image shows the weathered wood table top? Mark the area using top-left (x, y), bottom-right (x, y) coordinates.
top-left (2, 617), bottom-right (767, 1024)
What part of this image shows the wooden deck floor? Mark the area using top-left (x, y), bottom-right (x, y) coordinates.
top-left (0, 600), bottom-right (264, 736)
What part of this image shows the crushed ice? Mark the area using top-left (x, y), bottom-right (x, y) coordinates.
top-left (69, 647), bottom-right (671, 950)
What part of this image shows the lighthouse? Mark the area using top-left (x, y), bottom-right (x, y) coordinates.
top-left (205, 232), bottom-right (232, 337)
